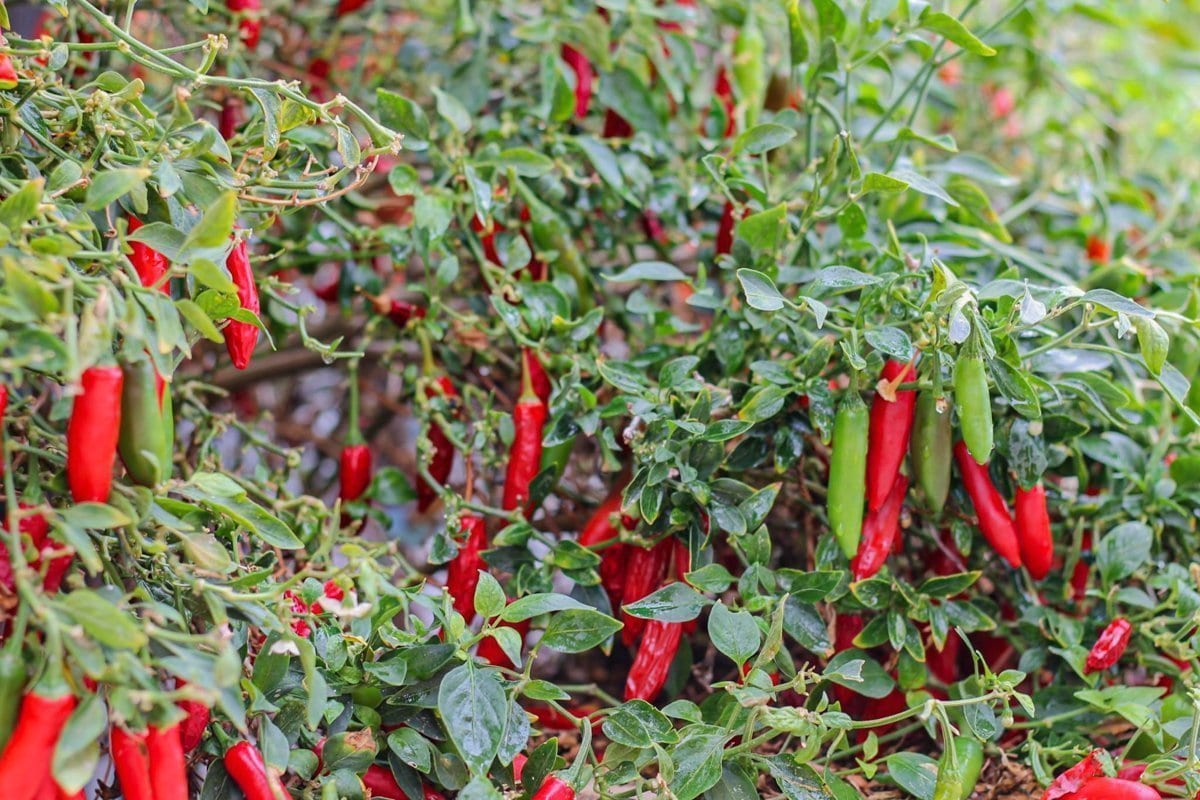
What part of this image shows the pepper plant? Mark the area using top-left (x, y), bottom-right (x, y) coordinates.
top-left (0, 1), bottom-right (1198, 799)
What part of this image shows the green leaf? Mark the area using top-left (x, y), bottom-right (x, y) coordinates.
top-left (733, 123), bottom-right (797, 156)
top-left (437, 664), bottom-right (507, 774)
top-left (85, 169), bottom-right (150, 211)
top-left (494, 148), bottom-right (555, 178)
top-left (737, 269), bottom-right (785, 312)
top-left (540, 609), bottom-right (622, 653)
top-left (0, 179), bottom-right (44, 230)
top-left (59, 503), bottom-right (132, 530)
top-left (377, 88), bottom-right (430, 143)
top-left (432, 87), bottom-right (472, 132)
top-left (602, 700), bottom-right (679, 748)
top-left (884, 752), bottom-right (938, 800)
top-left (735, 203), bottom-right (788, 252)
top-left (919, 11), bottom-right (997, 57)
top-left (52, 694), bottom-right (106, 793)
top-left (605, 261), bottom-right (687, 282)
top-left (499, 593), bottom-right (590, 622)
top-left (668, 725), bottom-right (728, 800)
top-left (61, 590), bottom-right (148, 650)
top-left (708, 602), bottom-right (761, 666)
top-left (183, 191), bottom-right (237, 251)
top-left (190, 257), bottom-right (239, 294)
top-left (1096, 522), bottom-right (1153, 583)
top-left (823, 651), bottom-right (896, 699)
top-left (623, 582), bottom-right (710, 622)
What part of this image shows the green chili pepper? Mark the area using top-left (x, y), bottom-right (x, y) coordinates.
top-left (911, 389), bottom-right (953, 514)
top-left (953, 352), bottom-right (992, 465)
top-left (785, 0), bottom-right (808, 67)
top-left (118, 357), bottom-right (174, 487)
top-left (732, 12), bottom-right (766, 128)
top-left (828, 391), bottom-right (868, 558)
top-left (935, 737), bottom-right (984, 800)
top-left (1133, 317), bottom-right (1168, 375)
top-left (0, 639), bottom-right (25, 753)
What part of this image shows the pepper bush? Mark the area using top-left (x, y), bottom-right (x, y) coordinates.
top-left (0, 1), bottom-right (1198, 799)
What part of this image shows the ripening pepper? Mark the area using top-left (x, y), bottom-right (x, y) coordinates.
top-left (934, 737), bottom-right (984, 800)
top-left (501, 365), bottom-right (547, 515)
top-left (953, 442), bottom-right (1021, 568)
top-left (111, 726), bottom-right (155, 800)
top-left (126, 217), bottom-right (170, 292)
top-left (67, 365), bottom-right (124, 504)
top-left (224, 239), bottom-right (260, 370)
top-left (224, 741), bottom-right (285, 800)
top-left (446, 513), bottom-right (487, 619)
top-left (0, 686), bottom-right (77, 800)
top-left (1085, 618), bottom-right (1133, 673)
top-left (866, 359), bottom-right (917, 512)
top-left (953, 352), bottom-right (993, 464)
top-left (118, 357), bottom-right (174, 488)
top-left (560, 45), bottom-right (593, 119)
top-left (146, 723), bottom-right (188, 800)
top-left (625, 617), bottom-right (683, 702)
top-left (1014, 481), bottom-right (1053, 580)
top-left (911, 389), bottom-right (953, 514)
top-left (415, 376), bottom-right (458, 513)
top-left (0, 55), bottom-right (18, 90)
top-left (828, 391), bottom-right (869, 558)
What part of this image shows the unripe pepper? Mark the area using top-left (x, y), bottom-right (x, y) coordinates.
top-left (731, 12), bottom-right (765, 127)
top-left (415, 376), bottom-right (458, 513)
top-left (953, 442), bottom-right (1021, 568)
top-left (625, 617), bottom-right (683, 702)
top-left (126, 217), bottom-right (170, 292)
top-left (560, 45), bottom-right (593, 119)
top-left (911, 389), bottom-right (953, 514)
top-left (227, 0), bottom-right (262, 48)
top-left (501, 364), bottom-right (547, 515)
top-left (147, 723), bottom-right (188, 800)
top-left (0, 686), bottom-right (76, 800)
top-left (828, 391), bottom-right (869, 558)
top-left (934, 737), bottom-right (983, 800)
top-left (953, 352), bottom-right (993, 464)
top-left (224, 740), bottom-right (285, 800)
top-left (446, 513), bottom-right (487, 619)
top-left (1085, 617), bottom-right (1133, 673)
top-left (866, 359), bottom-right (917, 511)
top-left (0, 638), bottom-right (25, 753)
top-left (110, 726), bottom-right (155, 800)
top-left (0, 55), bottom-right (18, 90)
top-left (1014, 481), bottom-right (1053, 580)
top-left (67, 365), bottom-right (123, 504)
top-left (532, 775), bottom-right (576, 800)
top-left (224, 239), bottom-right (260, 370)
top-left (851, 474), bottom-right (908, 580)
top-left (118, 357), bottom-right (174, 488)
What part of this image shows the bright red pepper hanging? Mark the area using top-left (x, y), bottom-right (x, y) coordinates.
top-left (147, 722), bottom-right (188, 800)
top-left (224, 239), bottom-right (260, 370)
top-left (110, 726), bottom-right (155, 800)
top-left (579, 482), bottom-right (630, 604)
top-left (224, 740), bottom-right (285, 800)
top-left (174, 679), bottom-right (210, 754)
top-left (127, 217), bottom-right (170, 292)
top-left (227, 0), bottom-right (262, 48)
top-left (1015, 481), bottom-right (1053, 580)
top-left (620, 538), bottom-right (673, 646)
top-left (501, 363), bottom-right (547, 515)
top-left (0, 688), bottom-right (77, 800)
top-left (415, 376), bottom-right (458, 513)
top-left (624, 616), bottom-right (683, 701)
top-left (523, 348), bottom-right (552, 407)
top-left (531, 775), bottom-right (577, 800)
top-left (1085, 617), bottom-right (1132, 673)
top-left (66, 365), bottom-right (123, 504)
top-left (560, 45), bottom-right (593, 119)
top-left (850, 474), bottom-right (908, 580)
top-left (446, 513), bottom-right (487, 619)
top-left (865, 359), bottom-right (917, 511)
top-left (953, 442), bottom-right (1022, 568)
top-left (477, 616), bottom-right (531, 670)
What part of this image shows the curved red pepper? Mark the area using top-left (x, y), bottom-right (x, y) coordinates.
top-left (67, 365), bottom-right (123, 504)
top-left (866, 360), bottom-right (917, 511)
top-left (0, 55), bottom-right (18, 90)
top-left (850, 474), bottom-right (908, 580)
top-left (111, 726), bottom-right (154, 800)
top-left (953, 442), bottom-right (1021, 568)
top-left (361, 763), bottom-right (445, 799)
top-left (1085, 617), bottom-right (1132, 674)
top-left (560, 45), bottom-right (593, 120)
top-left (532, 775), bottom-right (577, 800)
top-left (147, 722), bottom-right (188, 800)
top-left (446, 513), bottom-right (487, 619)
top-left (471, 216), bottom-right (502, 266)
top-left (227, 0), bottom-right (262, 48)
top-left (224, 741), bottom-right (284, 800)
top-left (339, 444), bottom-right (372, 503)
top-left (523, 349), bottom-right (552, 407)
top-left (620, 538), bottom-right (672, 646)
top-left (174, 679), bottom-right (210, 753)
top-left (1015, 481), bottom-right (1053, 580)
top-left (501, 391), bottom-right (547, 515)
top-left (0, 690), bottom-right (76, 800)
top-left (624, 617), bottom-right (683, 702)
top-left (224, 239), bottom-right (260, 370)
top-left (712, 65), bottom-right (736, 137)
top-left (416, 376), bottom-right (458, 513)
top-left (126, 217), bottom-right (170, 292)
top-left (579, 484), bottom-right (629, 604)
top-left (715, 201), bottom-right (737, 255)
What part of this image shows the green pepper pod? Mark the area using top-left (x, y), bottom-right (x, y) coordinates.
top-left (953, 353), bottom-right (992, 465)
top-left (935, 737), bottom-right (983, 800)
top-left (828, 391), bottom-right (868, 558)
top-left (732, 13), bottom-right (766, 128)
top-left (911, 390), bottom-right (953, 514)
top-left (0, 641), bottom-right (25, 753)
top-left (118, 357), bottom-right (174, 487)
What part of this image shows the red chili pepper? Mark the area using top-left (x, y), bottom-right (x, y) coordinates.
top-left (0, 55), bottom-right (17, 90)
top-left (712, 65), bottom-right (736, 137)
top-left (927, 630), bottom-right (961, 685)
top-left (0, 689), bottom-right (76, 800)
top-left (866, 360), bottom-right (917, 512)
top-left (383, 299), bottom-right (426, 328)
top-left (953, 442), bottom-right (1022, 568)
top-left (224, 239), bottom-right (260, 370)
top-left (111, 726), bottom-right (155, 800)
top-left (312, 580), bottom-right (345, 613)
top-left (1085, 618), bottom-right (1132, 673)
top-left (603, 109), bottom-right (634, 138)
top-left (620, 539), bottom-right (673, 646)
top-left (560, 45), bottom-right (593, 120)
top-left (640, 210), bottom-right (668, 245)
top-left (1041, 750), bottom-right (1107, 800)
top-left (126, 216), bottom-right (171, 292)
top-left (360, 764), bottom-right (444, 799)
top-left (855, 685), bottom-right (907, 744)
top-left (477, 617), bottom-right (531, 670)
top-left (532, 775), bottom-right (577, 800)
top-left (147, 723), bottom-right (188, 800)
top-left (523, 349), bottom-right (552, 407)
top-left (174, 679), bottom-right (210, 754)
top-left (416, 376), bottom-right (458, 513)
top-left (0, 384), bottom-right (7, 476)
top-left (227, 0), bottom-right (262, 48)
top-left (624, 617), bottom-right (683, 701)
top-left (336, 0), bottom-right (369, 15)
top-left (339, 444), bottom-right (372, 504)
top-left (1085, 236), bottom-right (1111, 264)
top-left (219, 99), bottom-right (242, 140)
top-left (501, 366), bottom-right (547, 514)
top-left (67, 365), bottom-right (123, 504)
top-left (0, 504), bottom-right (49, 594)
top-left (224, 741), bottom-right (285, 800)
top-left (715, 201), bottom-right (738, 255)
top-left (1064, 777), bottom-right (1162, 800)
top-left (850, 474), bottom-right (908, 580)
top-left (446, 513), bottom-right (487, 619)
top-left (471, 216), bottom-right (502, 266)
top-left (1071, 530), bottom-right (1093, 601)
top-left (1015, 481), bottom-right (1053, 581)
top-left (40, 545), bottom-right (73, 594)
